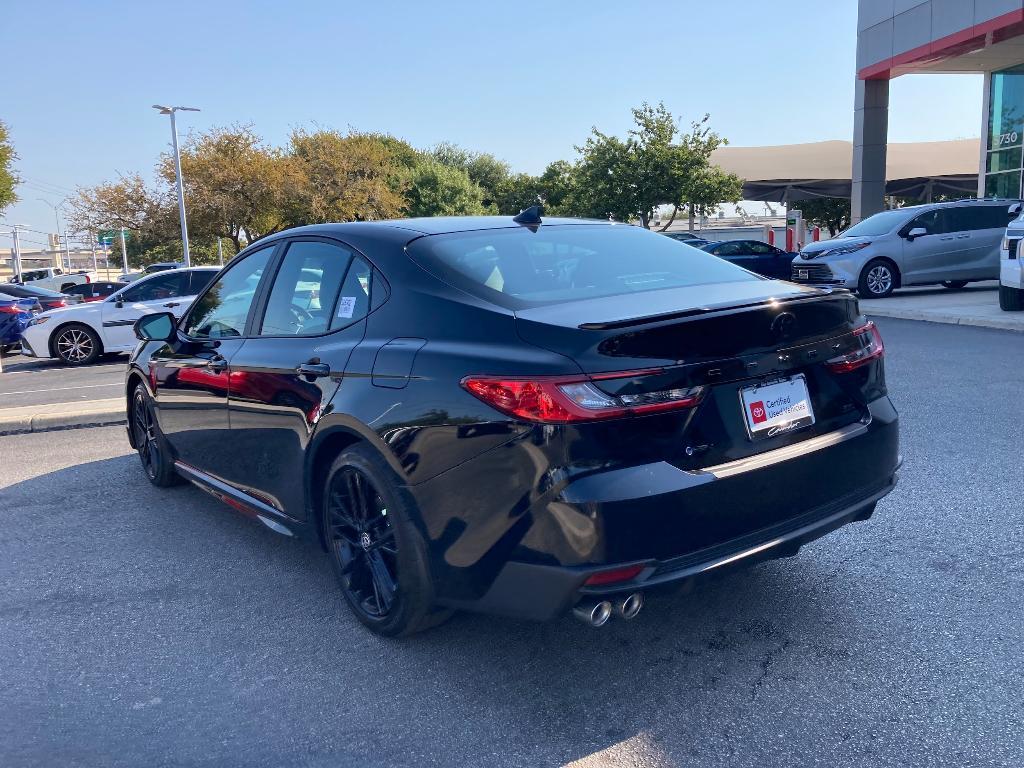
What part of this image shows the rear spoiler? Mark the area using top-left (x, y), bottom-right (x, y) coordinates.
top-left (577, 289), bottom-right (849, 331)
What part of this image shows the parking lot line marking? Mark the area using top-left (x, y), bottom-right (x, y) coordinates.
top-left (1, 383), bottom-right (123, 396)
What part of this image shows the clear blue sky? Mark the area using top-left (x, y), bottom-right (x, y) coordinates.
top-left (1, 0), bottom-right (983, 247)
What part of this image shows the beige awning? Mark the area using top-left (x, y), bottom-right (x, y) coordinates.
top-left (709, 139), bottom-right (981, 201)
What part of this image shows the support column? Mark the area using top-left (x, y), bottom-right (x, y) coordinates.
top-left (851, 78), bottom-right (889, 223)
top-left (979, 72), bottom-right (992, 198)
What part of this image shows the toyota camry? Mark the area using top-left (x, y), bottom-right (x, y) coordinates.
top-left (126, 210), bottom-right (900, 636)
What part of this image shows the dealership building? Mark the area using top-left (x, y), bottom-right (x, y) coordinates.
top-left (855, 0), bottom-right (1024, 220)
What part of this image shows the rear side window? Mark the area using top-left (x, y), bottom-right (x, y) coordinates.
top-left (407, 225), bottom-right (759, 309)
top-left (188, 270), bottom-right (218, 295)
top-left (259, 241), bottom-right (353, 336)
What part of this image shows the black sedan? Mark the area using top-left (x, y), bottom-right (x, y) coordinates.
top-left (662, 231), bottom-right (710, 247)
top-left (127, 211), bottom-right (900, 635)
top-left (0, 282), bottom-right (76, 311)
top-left (699, 239), bottom-right (797, 279)
top-left (63, 281), bottom-right (127, 303)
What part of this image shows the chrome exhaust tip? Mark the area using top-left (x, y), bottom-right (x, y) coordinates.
top-left (573, 599), bottom-right (613, 627)
top-left (616, 592), bottom-right (644, 620)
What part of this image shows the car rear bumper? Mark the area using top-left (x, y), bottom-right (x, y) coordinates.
top-left (465, 473), bottom-right (895, 621)
top-left (422, 396), bottom-right (900, 621)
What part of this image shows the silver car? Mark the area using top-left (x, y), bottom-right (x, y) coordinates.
top-left (791, 199), bottom-right (1020, 298)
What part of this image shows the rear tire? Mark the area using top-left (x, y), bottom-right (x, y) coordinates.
top-left (52, 323), bottom-right (102, 366)
top-left (941, 280), bottom-right (968, 290)
top-left (131, 385), bottom-right (179, 487)
top-left (322, 445), bottom-right (451, 637)
top-left (999, 284), bottom-right (1024, 311)
top-left (858, 259), bottom-right (898, 298)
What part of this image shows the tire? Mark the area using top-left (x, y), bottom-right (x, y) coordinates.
top-left (52, 323), bottom-right (102, 365)
top-left (999, 284), bottom-right (1024, 311)
top-left (941, 280), bottom-right (968, 290)
top-left (322, 445), bottom-right (451, 636)
top-left (858, 259), bottom-right (898, 298)
top-left (131, 385), bottom-right (180, 487)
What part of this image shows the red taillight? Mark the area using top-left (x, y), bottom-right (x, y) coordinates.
top-left (85, 275), bottom-right (91, 283)
top-left (461, 371), bottom-right (704, 424)
top-left (584, 564), bottom-right (646, 586)
top-left (0, 305), bottom-right (22, 314)
top-left (826, 321), bottom-right (885, 373)
top-left (53, 300), bottom-right (66, 308)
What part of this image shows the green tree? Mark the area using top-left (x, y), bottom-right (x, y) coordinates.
top-left (660, 114), bottom-right (742, 231)
top-left (796, 197), bottom-right (851, 236)
top-left (432, 143), bottom-right (510, 210)
top-left (406, 157), bottom-right (485, 217)
top-left (0, 120), bottom-right (19, 214)
top-left (283, 129), bottom-right (408, 226)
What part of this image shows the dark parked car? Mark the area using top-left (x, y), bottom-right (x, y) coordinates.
top-left (663, 231), bottom-right (710, 247)
top-left (63, 281), bottom-right (127, 303)
top-left (699, 239), bottom-right (797, 279)
top-left (0, 283), bottom-right (77, 311)
top-left (127, 212), bottom-right (900, 636)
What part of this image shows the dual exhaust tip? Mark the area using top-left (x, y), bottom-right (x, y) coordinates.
top-left (573, 592), bottom-right (644, 627)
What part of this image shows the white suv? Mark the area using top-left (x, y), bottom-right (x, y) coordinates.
top-left (1000, 212), bottom-right (1024, 311)
top-left (20, 267), bottom-right (219, 365)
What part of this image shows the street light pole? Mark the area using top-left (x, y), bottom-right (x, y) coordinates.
top-left (10, 226), bottom-right (23, 282)
top-left (119, 227), bottom-right (129, 275)
top-left (152, 104), bottom-right (200, 268)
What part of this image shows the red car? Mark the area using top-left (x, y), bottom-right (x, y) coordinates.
top-left (63, 281), bottom-right (127, 303)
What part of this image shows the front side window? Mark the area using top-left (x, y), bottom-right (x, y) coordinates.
top-left (185, 247), bottom-right (273, 339)
top-left (259, 241), bottom-right (354, 336)
top-left (407, 225), bottom-right (758, 309)
top-left (120, 272), bottom-right (188, 303)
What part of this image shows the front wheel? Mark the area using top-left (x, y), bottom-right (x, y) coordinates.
top-left (999, 284), bottom-right (1024, 311)
top-left (858, 259), bottom-right (897, 298)
top-left (131, 385), bottom-right (179, 487)
top-left (53, 324), bottom-right (102, 365)
top-left (323, 445), bottom-right (450, 636)
top-left (941, 280), bottom-right (968, 290)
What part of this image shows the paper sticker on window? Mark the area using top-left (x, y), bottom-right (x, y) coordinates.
top-left (337, 296), bottom-right (357, 318)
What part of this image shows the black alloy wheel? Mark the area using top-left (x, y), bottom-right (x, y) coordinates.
top-left (327, 467), bottom-right (399, 620)
top-left (322, 446), bottom-right (449, 636)
top-left (132, 386), bottom-right (178, 486)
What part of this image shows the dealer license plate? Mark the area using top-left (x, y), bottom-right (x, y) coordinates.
top-left (740, 375), bottom-right (815, 441)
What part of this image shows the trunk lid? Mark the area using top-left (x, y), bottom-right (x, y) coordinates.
top-left (513, 280), bottom-right (876, 468)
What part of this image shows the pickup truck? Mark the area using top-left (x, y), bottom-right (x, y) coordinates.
top-left (14, 267), bottom-right (96, 292)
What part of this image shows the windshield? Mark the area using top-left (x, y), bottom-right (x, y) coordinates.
top-left (839, 209), bottom-right (914, 238)
top-left (407, 224), bottom-right (761, 309)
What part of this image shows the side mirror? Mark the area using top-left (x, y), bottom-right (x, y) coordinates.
top-left (134, 311), bottom-right (176, 342)
top-left (906, 227), bottom-right (927, 241)
top-left (1010, 203), bottom-right (1022, 216)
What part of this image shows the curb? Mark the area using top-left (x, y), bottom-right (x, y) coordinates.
top-left (0, 398), bottom-right (127, 436)
top-left (865, 307), bottom-right (1024, 332)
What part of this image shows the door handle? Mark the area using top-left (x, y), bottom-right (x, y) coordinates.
top-left (163, 301), bottom-right (180, 308)
top-left (956, 234), bottom-right (970, 239)
top-left (206, 355), bottom-right (228, 373)
top-left (296, 361), bottom-right (331, 379)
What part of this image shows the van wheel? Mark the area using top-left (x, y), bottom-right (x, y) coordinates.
top-left (941, 280), bottom-right (968, 290)
top-left (999, 284), bottom-right (1024, 311)
top-left (322, 445), bottom-right (452, 636)
top-left (858, 259), bottom-right (898, 298)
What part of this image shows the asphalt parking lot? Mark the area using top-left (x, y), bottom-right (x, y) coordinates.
top-left (0, 354), bottom-right (126, 409)
top-left (2, 318), bottom-right (1022, 767)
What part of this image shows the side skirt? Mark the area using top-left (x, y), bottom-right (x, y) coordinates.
top-left (174, 460), bottom-right (299, 537)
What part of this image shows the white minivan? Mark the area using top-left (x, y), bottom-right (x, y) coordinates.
top-left (1000, 211), bottom-right (1024, 311)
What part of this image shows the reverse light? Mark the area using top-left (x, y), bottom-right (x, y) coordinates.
top-left (826, 322), bottom-right (885, 373)
top-left (583, 564), bottom-right (646, 586)
top-left (461, 371), bottom-right (704, 424)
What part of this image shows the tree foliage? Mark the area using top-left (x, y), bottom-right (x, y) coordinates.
top-left (796, 197), bottom-right (851, 236)
top-left (0, 120), bottom-right (19, 214)
top-left (68, 104), bottom-right (745, 266)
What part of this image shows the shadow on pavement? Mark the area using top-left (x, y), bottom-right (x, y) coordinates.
top-left (1, 452), bottom-right (876, 768)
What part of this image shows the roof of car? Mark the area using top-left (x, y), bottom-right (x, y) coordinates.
top-left (270, 215), bottom-right (616, 239)
top-left (888, 197), bottom-right (1021, 213)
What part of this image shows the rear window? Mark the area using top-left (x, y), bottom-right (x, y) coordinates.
top-left (406, 224), bottom-right (760, 308)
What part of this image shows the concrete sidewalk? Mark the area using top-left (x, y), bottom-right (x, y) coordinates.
top-left (860, 281), bottom-right (1024, 331)
top-left (0, 397), bottom-right (125, 435)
